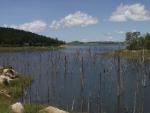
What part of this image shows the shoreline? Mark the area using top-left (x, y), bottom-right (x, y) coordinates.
top-left (0, 46), bottom-right (62, 52)
top-left (97, 49), bottom-right (150, 60)
top-left (0, 67), bottom-right (80, 113)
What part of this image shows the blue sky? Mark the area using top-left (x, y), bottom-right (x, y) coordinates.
top-left (0, 0), bottom-right (150, 42)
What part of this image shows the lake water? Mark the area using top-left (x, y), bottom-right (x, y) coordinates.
top-left (0, 45), bottom-right (150, 113)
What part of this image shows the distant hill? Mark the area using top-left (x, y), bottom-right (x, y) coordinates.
top-left (68, 41), bottom-right (84, 45)
top-left (87, 41), bottom-right (124, 45)
top-left (68, 41), bottom-right (124, 45)
top-left (0, 27), bottom-right (65, 47)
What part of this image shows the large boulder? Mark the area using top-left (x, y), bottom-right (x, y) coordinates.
top-left (2, 68), bottom-right (17, 79)
top-left (0, 67), bottom-right (18, 85)
top-left (40, 106), bottom-right (68, 113)
top-left (10, 102), bottom-right (24, 113)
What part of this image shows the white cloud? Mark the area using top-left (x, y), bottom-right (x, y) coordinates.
top-left (131, 29), bottom-right (137, 32)
top-left (81, 38), bottom-right (89, 42)
top-left (107, 36), bottom-right (113, 41)
top-left (115, 30), bottom-right (125, 34)
top-left (7, 20), bottom-right (47, 33)
top-left (104, 32), bottom-right (112, 36)
top-left (50, 11), bottom-right (98, 30)
top-left (110, 3), bottom-right (150, 22)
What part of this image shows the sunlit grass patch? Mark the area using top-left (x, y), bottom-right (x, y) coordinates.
top-left (24, 103), bottom-right (47, 113)
top-left (98, 49), bottom-right (150, 60)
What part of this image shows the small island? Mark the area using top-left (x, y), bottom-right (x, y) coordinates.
top-left (99, 32), bottom-right (150, 59)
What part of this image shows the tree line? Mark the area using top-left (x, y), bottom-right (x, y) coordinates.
top-left (0, 27), bottom-right (65, 47)
top-left (125, 32), bottom-right (150, 50)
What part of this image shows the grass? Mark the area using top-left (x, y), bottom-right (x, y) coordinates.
top-left (98, 49), bottom-right (150, 60)
top-left (0, 46), bottom-right (61, 52)
top-left (24, 104), bottom-right (47, 113)
top-left (0, 74), bottom-right (48, 113)
top-left (0, 74), bottom-right (33, 113)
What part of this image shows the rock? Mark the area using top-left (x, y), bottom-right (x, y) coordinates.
top-left (10, 102), bottom-right (24, 113)
top-left (0, 75), bottom-right (18, 85)
top-left (40, 106), bottom-right (68, 113)
top-left (0, 76), bottom-right (5, 84)
top-left (0, 67), bottom-right (18, 85)
top-left (0, 75), bottom-right (10, 85)
top-left (2, 68), bottom-right (17, 79)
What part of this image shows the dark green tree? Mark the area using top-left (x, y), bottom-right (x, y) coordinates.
top-left (144, 33), bottom-right (150, 49)
top-left (125, 32), bottom-right (141, 50)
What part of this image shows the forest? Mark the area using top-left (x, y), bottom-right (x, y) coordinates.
top-left (0, 27), bottom-right (65, 47)
top-left (125, 32), bottom-right (150, 50)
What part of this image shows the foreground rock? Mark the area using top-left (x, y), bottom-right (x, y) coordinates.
top-left (0, 67), bottom-right (18, 85)
top-left (40, 106), bottom-right (68, 113)
top-left (2, 67), bottom-right (17, 79)
top-left (10, 102), bottom-right (24, 113)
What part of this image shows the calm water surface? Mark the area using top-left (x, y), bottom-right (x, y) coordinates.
top-left (0, 45), bottom-right (150, 113)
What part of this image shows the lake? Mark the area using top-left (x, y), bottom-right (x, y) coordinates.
top-left (0, 45), bottom-right (150, 113)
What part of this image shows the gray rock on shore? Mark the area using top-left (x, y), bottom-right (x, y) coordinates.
top-left (0, 67), bottom-right (18, 85)
top-left (2, 68), bottom-right (17, 79)
top-left (10, 102), bottom-right (25, 113)
top-left (40, 106), bottom-right (69, 113)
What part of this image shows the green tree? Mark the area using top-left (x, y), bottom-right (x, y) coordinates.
top-left (144, 33), bottom-right (150, 49)
top-left (125, 32), bottom-right (141, 50)
top-left (0, 27), bottom-right (65, 47)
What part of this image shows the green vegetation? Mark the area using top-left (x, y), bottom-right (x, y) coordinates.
top-left (0, 74), bottom-right (33, 113)
top-left (0, 27), bottom-right (65, 47)
top-left (125, 32), bottom-right (150, 50)
top-left (0, 66), bottom-right (47, 113)
top-left (99, 32), bottom-right (150, 59)
top-left (99, 50), bottom-right (150, 60)
top-left (24, 104), bottom-right (47, 113)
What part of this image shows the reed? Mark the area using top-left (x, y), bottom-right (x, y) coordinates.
top-left (0, 46), bottom-right (149, 113)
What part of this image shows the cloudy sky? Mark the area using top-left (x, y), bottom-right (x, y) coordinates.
top-left (0, 0), bottom-right (150, 42)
